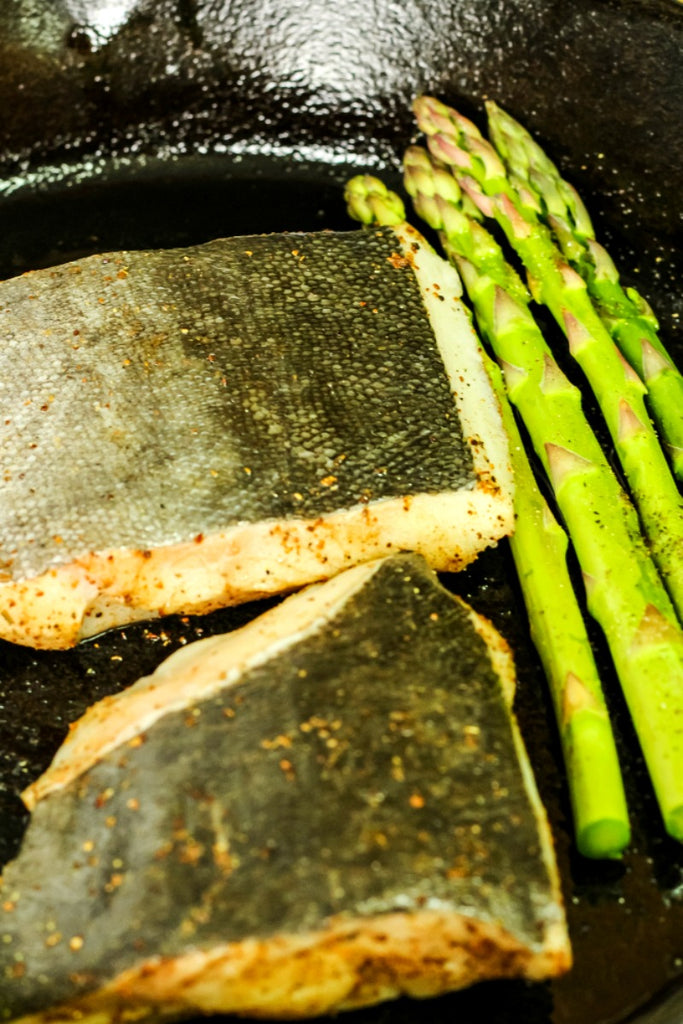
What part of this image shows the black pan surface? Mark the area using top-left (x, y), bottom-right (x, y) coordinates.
top-left (0, 3), bottom-right (682, 1022)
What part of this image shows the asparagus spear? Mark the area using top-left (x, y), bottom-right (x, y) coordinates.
top-left (412, 95), bottom-right (683, 622)
top-left (344, 175), bottom-right (631, 857)
top-left (494, 364), bottom-right (631, 859)
top-left (399, 148), bottom-right (683, 843)
top-left (485, 99), bottom-right (683, 480)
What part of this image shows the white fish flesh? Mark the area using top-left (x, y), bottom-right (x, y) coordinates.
top-left (1, 553), bottom-right (570, 1021)
top-left (0, 225), bottom-right (513, 648)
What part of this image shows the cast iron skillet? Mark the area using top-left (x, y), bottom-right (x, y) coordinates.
top-left (0, 2), bottom-right (682, 1022)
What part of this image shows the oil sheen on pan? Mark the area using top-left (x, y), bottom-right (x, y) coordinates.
top-left (0, 1), bottom-right (681, 1023)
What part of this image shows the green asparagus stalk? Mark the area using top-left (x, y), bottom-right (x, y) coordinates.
top-left (483, 356), bottom-right (634, 860)
top-left (344, 174), bottom-right (631, 857)
top-left (412, 95), bottom-right (683, 622)
top-left (495, 365), bottom-right (631, 859)
top-left (400, 147), bottom-right (683, 843)
top-left (485, 99), bottom-right (683, 480)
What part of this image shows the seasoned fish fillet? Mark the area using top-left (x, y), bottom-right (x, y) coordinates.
top-left (1, 554), bottom-right (570, 1022)
top-left (0, 225), bottom-right (513, 648)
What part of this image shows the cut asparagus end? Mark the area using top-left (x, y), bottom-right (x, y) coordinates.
top-left (579, 818), bottom-right (632, 860)
top-left (667, 806), bottom-right (683, 843)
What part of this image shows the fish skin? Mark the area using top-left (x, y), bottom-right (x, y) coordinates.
top-left (0, 555), bottom-right (570, 1021)
top-left (0, 225), bottom-right (513, 648)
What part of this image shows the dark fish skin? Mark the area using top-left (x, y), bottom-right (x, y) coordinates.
top-left (1, 228), bottom-right (474, 581)
top-left (0, 225), bottom-right (514, 648)
top-left (0, 555), bottom-right (570, 1020)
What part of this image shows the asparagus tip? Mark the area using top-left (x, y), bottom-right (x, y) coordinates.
top-left (460, 176), bottom-right (496, 218)
top-left (484, 97), bottom-right (502, 119)
top-left (412, 95), bottom-right (457, 136)
top-left (585, 238), bottom-right (618, 283)
top-left (344, 175), bottom-right (406, 227)
top-left (427, 132), bottom-right (472, 171)
top-left (496, 193), bottom-right (532, 239)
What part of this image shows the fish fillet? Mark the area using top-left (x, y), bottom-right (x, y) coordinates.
top-left (0, 225), bottom-right (513, 649)
top-left (0, 553), bottom-right (571, 1022)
